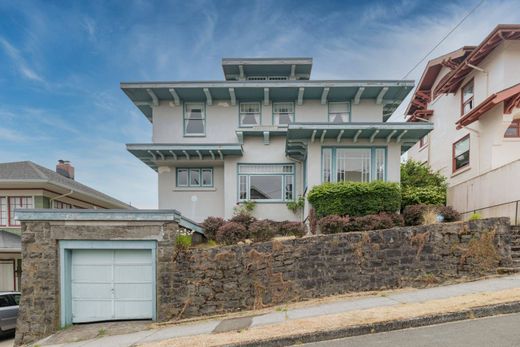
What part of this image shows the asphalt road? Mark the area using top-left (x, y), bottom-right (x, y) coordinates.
top-left (0, 332), bottom-right (14, 347)
top-left (299, 313), bottom-right (520, 347)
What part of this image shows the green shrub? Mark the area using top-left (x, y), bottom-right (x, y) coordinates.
top-left (249, 220), bottom-right (277, 242)
top-left (401, 186), bottom-right (446, 208)
top-left (175, 234), bottom-right (192, 250)
top-left (318, 215), bottom-right (349, 234)
top-left (307, 181), bottom-right (401, 218)
top-left (400, 160), bottom-right (447, 209)
top-left (286, 196), bottom-right (305, 213)
top-left (201, 216), bottom-right (225, 241)
top-left (469, 212), bottom-right (482, 221)
top-left (229, 212), bottom-right (256, 230)
top-left (278, 221), bottom-right (306, 237)
top-left (216, 222), bottom-right (248, 245)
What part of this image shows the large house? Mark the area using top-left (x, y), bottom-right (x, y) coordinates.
top-left (0, 160), bottom-right (133, 291)
top-left (122, 58), bottom-right (432, 223)
top-left (406, 25), bottom-right (520, 223)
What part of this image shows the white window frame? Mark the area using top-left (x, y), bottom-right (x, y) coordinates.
top-left (239, 102), bottom-right (261, 127)
top-left (176, 168), bottom-right (213, 187)
top-left (238, 164), bottom-right (295, 202)
top-left (184, 102), bottom-right (206, 136)
top-left (322, 147), bottom-right (386, 183)
top-left (328, 101), bottom-right (351, 123)
top-left (273, 102), bottom-right (295, 125)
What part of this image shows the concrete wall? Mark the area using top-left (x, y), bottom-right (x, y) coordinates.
top-left (408, 41), bottom-right (520, 209)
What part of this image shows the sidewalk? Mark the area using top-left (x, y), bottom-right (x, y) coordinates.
top-left (37, 274), bottom-right (520, 347)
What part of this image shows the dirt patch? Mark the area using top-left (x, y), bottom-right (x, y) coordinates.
top-left (139, 288), bottom-right (520, 347)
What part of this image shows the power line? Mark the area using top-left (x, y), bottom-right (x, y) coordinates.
top-left (401, 0), bottom-right (485, 80)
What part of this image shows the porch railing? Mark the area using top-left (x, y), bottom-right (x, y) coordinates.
top-left (460, 200), bottom-right (520, 226)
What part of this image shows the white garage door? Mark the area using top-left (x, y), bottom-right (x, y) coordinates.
top-left (71, 249), bottom-right (153, 323)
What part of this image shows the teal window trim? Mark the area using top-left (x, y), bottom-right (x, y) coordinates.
top-left (59, 240), bottom-right (157, 327)
top-left (183, 102), bottom-right (206, 137)
top-left (320, 146), bottom-right (387, 183)
top-left (176, 168), bottom-right (213, 187)
top-left (237, 163), bottom-right (295, 203)
top-left (272, 101), bottom-right (295, 126)
top-left (327, 101), bottom-right (352, 123)
top-left (238, 101), bottom-right (262, 128)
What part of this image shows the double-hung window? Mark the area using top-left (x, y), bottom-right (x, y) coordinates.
top-left (322, 148), bottom-right (386, 183)
top-left (184, 103), bottom-right (205, 136)
top-left (1, 196), bottom-right (34, 227)
top-left (273, 102), bottom-right (294, 125)
top-left (461, 80), bottom-right (474, 115)
top-left (177, 168), bottom-right (213, 187)
top-left (328, 102), bottom-right (350, 123)
top-left (238, 164), bottom-right (294, 202)
top-left (239, 102), bottom-right (261, 127)
top-left (453, 135), bottom-right (470, 172)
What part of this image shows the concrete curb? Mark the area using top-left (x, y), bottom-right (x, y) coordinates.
top-left (226, 301), bottom-right (520, 347)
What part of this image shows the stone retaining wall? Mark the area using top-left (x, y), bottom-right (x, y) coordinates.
top-left (15, 218), bottom-right (512, 345)
top-left (167, 218), bottom-right (512, 319)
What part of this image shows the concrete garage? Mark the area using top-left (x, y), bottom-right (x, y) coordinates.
top-left (13, 209), bottom-right (201, 346)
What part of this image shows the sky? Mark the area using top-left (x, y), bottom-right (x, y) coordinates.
top-left (0, 0), bottom-right (519, 208)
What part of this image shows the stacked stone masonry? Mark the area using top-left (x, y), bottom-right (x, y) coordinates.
top-left (15, 218), bottom-right (512, 346)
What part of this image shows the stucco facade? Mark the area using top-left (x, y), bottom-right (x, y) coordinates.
top-left (407, 26), bottom-right (520, 223)
top-left (124, 58), bottom-right (431, 222)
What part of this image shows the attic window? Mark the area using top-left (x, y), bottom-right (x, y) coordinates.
top-left (505, 119), bottom-right (520, 138)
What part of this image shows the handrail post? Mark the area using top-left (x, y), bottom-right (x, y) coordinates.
top-left (516, 200), bottom-right (519, 226)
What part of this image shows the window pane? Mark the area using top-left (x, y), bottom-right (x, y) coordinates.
top-left (454, 137), bottom-right (470, 170)
top-left (202, 169), bottom-right (213, 186)
top-left (190, 169), bottom-right (201, 186)
top-left (239, 176), bottom-right (247, 200)
top-left (250, 175), bottom-right (282, 200)
top-left (11, 294), bottom-right (20, 305)
top-left (463, 100), bottom-right (473, 113)
top-left (239, 165), bottom-right (293, 174)
top-left (273, 103), bottom-right (294, 113)
top-left (185, 119), bottom-right (205, 134)
top-left (505, 120), bottom-right (520, 137)
top-left (336, 148), bottom-right (371, 182)
top-left (322, 148), bottom-right (332, 182)
top-left (375, 148), bottom-right (386, 181)
top-left (462, 83), bottom-right (473, 102)
top-left (455, 151), bottom-right (470, 170)
top-left (240, 103), bottom-right (260, 126)
top-left (329, 102), bottom-right (348, 113)
top-left (185, 103), bottom-right (204, 119)
top-left (0, 197), bottom-right (6, 226)
top-left (185, 103), bottom-right (205, 134)
top-left (8, 197), bottom-right (33, 226)
top-left (177, 169), bottom-right (188, 186)
top-left (285, 176), bottom-right (294, 200)
top-left (240, 113), bottom-right (259, 126)
top-left (454, 137), bottom-right (469, 156)
top-left (240, 103), bottom-right (260, 113)
top-left (329, 114), bottom-right (348, 123)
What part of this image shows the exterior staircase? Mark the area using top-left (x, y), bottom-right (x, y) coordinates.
top-left (511, 226), bottom-right (520, 268)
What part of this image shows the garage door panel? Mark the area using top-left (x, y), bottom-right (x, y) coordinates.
top-left (71, 248), bottom-right (154, 323)
top-left (72, 300), bottom-right (113, 323)
top-left (72, 283), bottom-right (112, 299)
top-left (115, 300), bottom-right (153, 319)
top-left (72, 265), bottom-right (112, 282)
top-left (114, 283), bottom-right (153, 300)
top-left (114, 265), bottom-right (153, 282)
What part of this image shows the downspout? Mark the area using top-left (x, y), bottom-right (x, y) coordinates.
top-left (49, 190), bottom-right (74, 207)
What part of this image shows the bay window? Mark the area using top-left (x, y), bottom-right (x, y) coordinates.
top-left (453, 135), bottom-right (470, 172)
top-left (273, 102), bottom-right (294, 125)
top-left (239, 102), bottom-right (261, 127)
top-left (328, 102), bottom-right (350, 123)
top-left (238, 164), bottom-right (294, 202)
top-left (184, 103), bottom-right (205, 136)
top-left (321, 147), bottom-right (386, 183)
top-left (0, 196), bottom-right (34, 227)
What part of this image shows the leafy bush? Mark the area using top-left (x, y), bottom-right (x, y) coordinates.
top-left (233, 200), bottom-right (256, 215)
top-left (438, 206), bottom-right (461, 222)
top-left (201, 216), bottom-right (225, 241)
top-left (307, 181), bottom-right (401, 218)
top-left (318, 215), bottom-right (349, 234)
top-left (286, 196), bottom-right (305, 213)
top-left (387, 212), bottom-right (405, 227)
top-left (403, 204), bottom-right (428, 226)
top-left (216, 222), bottom-right (248, 245)
top-left (249, 220), bottom-right (278, 242)
top-left (229, 212), bottom-right (257, 229)
top-left (401, 160), bottom-right (447, 209)
top-left (469, 212), bottom-right (482, 221)
top-left (175, 234), bottom-right (192, 250)
top-left (278, 221), bottom-right (306, 237)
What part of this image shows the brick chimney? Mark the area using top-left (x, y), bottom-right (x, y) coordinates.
top-left (56, 160), bottom-right (75, 180)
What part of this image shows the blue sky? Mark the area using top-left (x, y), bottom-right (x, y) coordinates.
top-left (1, 0), bottom-right (519, 208)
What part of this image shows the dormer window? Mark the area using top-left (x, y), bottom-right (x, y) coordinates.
top-left (328, 102), bottom-right (350, 123)
top-left (239, 102), bottom-right (261, 127)
top-left (184, 103), bottom-right (205, 136)
top-left (273, 102), bottom-right (294, 125)
top-left (461, 79), bottom-right (474, 115)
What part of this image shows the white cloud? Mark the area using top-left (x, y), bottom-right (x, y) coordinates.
top-left (0, 36), bottom-right (45, 83)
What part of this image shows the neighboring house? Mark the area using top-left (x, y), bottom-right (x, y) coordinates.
top-left (406, 25), bottom-right (520, 223)
top-left (0, 160), bottom-right (133, 291)
top-left (123, 57), bottom-right (432, 223)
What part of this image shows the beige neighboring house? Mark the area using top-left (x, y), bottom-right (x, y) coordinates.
top-left (0, 160), bottom-right (133, 291)
top-left (122, 57), bottom-right (432, 223)
top-left (406, 25), bottom-right (520, 223)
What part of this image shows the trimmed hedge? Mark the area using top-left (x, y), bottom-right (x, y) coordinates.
top-left (319, 212), bottom-right (404, 234)
top-left (307, 181), bottom-right (401, 218)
